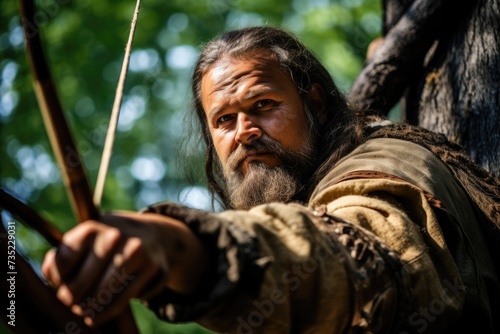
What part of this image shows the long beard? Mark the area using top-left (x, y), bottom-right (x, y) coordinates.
top-left (225, 162), bottom-right (298, 210)
top-left (222, 131), bottom-right (316, 210)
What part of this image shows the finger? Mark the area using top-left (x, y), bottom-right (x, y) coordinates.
top-left (89, 262), bottom-right (161, 328)
top-left (55, 222), bottom-right (98, 281)
top-left (42, 222), bottom-right (97, 287)
top-left (57, 226), bottom-right (123, 307)
top-left (72, 237), bottom-right (143, 321)
top-left (83, 237), bottom-right (166, 327)
top-left (41, 248), bottom-right (61, 287)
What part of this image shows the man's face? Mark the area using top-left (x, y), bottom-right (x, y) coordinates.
top-left (200, 51), bottom-right (317, 209)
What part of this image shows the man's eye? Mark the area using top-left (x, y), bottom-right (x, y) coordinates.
top-left (217, 114), bottom-right (234, 125)
top-left (255, 99), bottom-right (274, 109)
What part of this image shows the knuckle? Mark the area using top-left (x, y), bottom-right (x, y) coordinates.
top-left (94, 225), bottom-right (123, 258)
top-left (101, 227), bottom-right (122, 250)
top-left (125, 237), bottom-right (145, 259)
top-left (61, 220), bottom-right (99, 245)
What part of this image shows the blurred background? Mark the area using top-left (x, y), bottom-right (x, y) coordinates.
top-left (0, 0), bottom-right (381, 332)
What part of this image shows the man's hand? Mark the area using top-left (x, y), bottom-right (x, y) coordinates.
top-left (41, 212), bottom-right (208, 327)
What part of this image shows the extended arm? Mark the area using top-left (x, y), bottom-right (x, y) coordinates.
top-left (41, 212), bottom-right (209, 328)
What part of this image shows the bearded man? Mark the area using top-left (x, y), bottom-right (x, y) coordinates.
top-left (42, 26), bottom-right (500, 333)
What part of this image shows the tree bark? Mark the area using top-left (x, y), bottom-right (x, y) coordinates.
top-left (349, 0), bottom-right (500, 176)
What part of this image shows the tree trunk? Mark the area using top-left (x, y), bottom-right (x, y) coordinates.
top-left (349, 0), bottom-right (500, 176)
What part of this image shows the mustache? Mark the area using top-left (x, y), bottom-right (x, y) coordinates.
top-left (225, 136), bottom-right (286, 173)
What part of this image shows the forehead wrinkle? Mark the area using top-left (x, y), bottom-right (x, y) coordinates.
top-left (243, 80), bottom-right (279, 97)
top-left (205, 52), bottom-right (286, 96)
top-left (216, 67), bottom-right (284, 99)
top-left (207, 72), bottom-right (272, 108)
top-left (202, 54), bottom-right (293, 122)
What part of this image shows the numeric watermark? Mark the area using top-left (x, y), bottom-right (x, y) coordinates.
top-left (6, 221), bottom-right (16, 327)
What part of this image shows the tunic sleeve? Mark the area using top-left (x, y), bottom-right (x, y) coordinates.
top-left (140, 187), bottom-right (443, 333)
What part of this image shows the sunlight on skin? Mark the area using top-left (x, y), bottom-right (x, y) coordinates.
top-left (201, 51), bottom-right (311, 176)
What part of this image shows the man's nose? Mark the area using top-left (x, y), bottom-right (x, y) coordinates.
top-left (235, 113), bottom-right (262, 145)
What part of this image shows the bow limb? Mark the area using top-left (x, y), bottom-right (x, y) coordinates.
top-left (0, 188), bottom-right (62, 247)
top-left (18, 0), bottom-right (99, 223)
top-left (17, 0), bottom-right (139, 332)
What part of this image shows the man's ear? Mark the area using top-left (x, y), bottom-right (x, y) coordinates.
top-left (307, 83), bottom-right (327, 125)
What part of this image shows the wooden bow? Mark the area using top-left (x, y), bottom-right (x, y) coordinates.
top-left (1, 0), bottom-right (141, 332)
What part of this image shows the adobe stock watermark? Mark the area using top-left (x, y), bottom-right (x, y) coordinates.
top-left (207, 0), bottom-right (242, 16)
top-left (5, 222), bottom-right (17, 328)
top-left (225, 235), bottom-right (466, 334)
top-left (62, 119), bottom-right (109, 171)
top-left (20, 0), bottom-right (72, 40)
top-left (399, 277), bottom-right (465, 334)
top-left (48, 268), bottom-right (135, 334)
top-left (228, 244), bottom-right (332, 334)
top-left (350, 12), bottom-right (381, 52)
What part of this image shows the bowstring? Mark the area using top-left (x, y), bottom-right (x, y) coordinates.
top-left (93, 0), bottom-right (142, 206)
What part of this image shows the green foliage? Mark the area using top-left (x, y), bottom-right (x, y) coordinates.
top-left (0, 0), bottom-right (381, 332)
top-left (131, 300), bottom-right (211, 334)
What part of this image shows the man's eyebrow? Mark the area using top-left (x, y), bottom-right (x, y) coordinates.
top-left (244, 86), bottom-right (274, 100)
